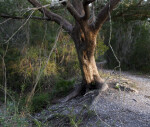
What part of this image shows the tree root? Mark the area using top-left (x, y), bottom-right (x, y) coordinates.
top-left (57, 84), bottom-right (83, 103)
top-left (99, 83), bottom-right (109, 92)
top-left (56, 82), bottom-right (109, 103)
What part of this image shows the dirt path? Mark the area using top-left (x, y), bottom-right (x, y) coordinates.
top-left (92, 70), bottom-right (150, 127)
top-left (35, 70), bottom-right (150, 127)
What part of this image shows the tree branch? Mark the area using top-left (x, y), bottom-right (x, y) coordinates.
top-left (59, 0), bottom-right (83, 25)
top-left (137, 0), bottom-right (144, 6)
top-left (82, 0), bottom-right (95, 20)
top-left (0, 14), bottom-right (49, 21)
top-left (94, 0), bottom-right (120, 32)
top-left (27, 0), bottom-right (73, 33)
top-left (66, 1), bottom-right (82, 22)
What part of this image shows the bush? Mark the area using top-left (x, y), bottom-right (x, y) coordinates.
top-left (95, 35), bottom-right (108, 62)
top-left (104, 21), bottom-right (150, 73)
top-left (0, 101), bottom-right (29, 127)
top-left (29, 93), bottom-right (50, 113)
top-left (130, 23), bottom-right (150, 73)
top-left (52, 79), bottom-right (75, 97)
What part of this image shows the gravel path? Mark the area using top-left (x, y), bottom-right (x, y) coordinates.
top-left (35, 70), bottom-right (150, 127)
top-left (92, 70), bottom-right (150, 127)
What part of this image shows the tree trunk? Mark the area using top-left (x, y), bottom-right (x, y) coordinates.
top-left (79, 50), bottom-right (105, 90)
top-left (71, 28), bottom-right (108, 94)
top-left (57, 31), bottom-right (108, 102)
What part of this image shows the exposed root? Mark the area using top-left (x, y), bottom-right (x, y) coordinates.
top-left (99, 83), bottom-right (109, 92)
top-left (94, 77), bottom-right (109, 92)
top-left (56, 84), bottom-right (83, 103)
top-left (56, 81), bottom-right (109, 103)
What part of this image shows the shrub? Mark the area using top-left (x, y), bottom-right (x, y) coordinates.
top-left (52, 79), bottom-right (75, 97)
top-left (0, 101), bottom-right (29, 127)
top-left (29, 93), bottom-right (50, 113)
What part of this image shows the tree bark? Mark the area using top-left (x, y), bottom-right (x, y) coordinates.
top-left (71, 26), bottom-right (108, 95)
top-left (58, 27), bottom-right (108, 102)
top-left (78, 49), bottom-right (105, 90)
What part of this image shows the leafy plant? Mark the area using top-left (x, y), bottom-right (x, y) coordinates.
top-left (53, 79), bottom-right (75, 97)
top-left (0, 101), bottom-right (29, 127)
top-left (29, 93), bottom-right (50, 113)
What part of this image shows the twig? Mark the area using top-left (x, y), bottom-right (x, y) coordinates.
top-left (0, 14), bottom-right (49, 21)
top-left (0, 18), bottom-right (12, 25)
top-left (2, 11), bottom-right (35, 45)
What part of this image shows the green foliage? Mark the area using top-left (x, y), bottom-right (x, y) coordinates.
top-left (105, 21), bottom-right (150, 73)
top-left (97, 40), bottom-right (108, 56)
top-left (32, 118), bottom-right (48, 127)
top-left (30, 21), bottom-right (58, 44)
top-left (53, 79), bottom-right (75, 96)
top-left (69, 114), bottom-right (82, 127)
top-left (56, 35), bottom-right (80, 78)
top-left (112, 0), bottom-right (150, 22)
top-left (29, 93), bottom-right (50, 113)
top-left (130, 22), bottom-right (150, 73)
top-left (95, 35), bottom-right (109, 61)
top-left (19, 46), bottom-right (57, 78)
top-left (0, 101), bottom-right (29, 127)
top-left (0, 0), bottom-right (29, 16)
top-left (0, 47), bottom-right (23, 92)
top-left (0, 22), bottom-right (79, 111)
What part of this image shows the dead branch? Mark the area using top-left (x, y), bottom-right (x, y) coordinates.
top-left (27, 0), bottom-right (73, 33)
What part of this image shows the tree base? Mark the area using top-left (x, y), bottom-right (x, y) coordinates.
top-left (57, 81), bottom-right (108, 103)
